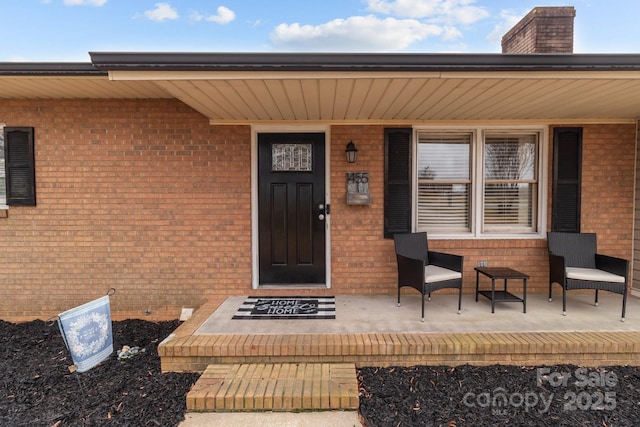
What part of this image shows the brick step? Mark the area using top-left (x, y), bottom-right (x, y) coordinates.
top-left (186, 362), bottom-right (359, 412)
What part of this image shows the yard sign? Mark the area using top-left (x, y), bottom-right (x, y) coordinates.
top-left (57, 295), bottom-right (113, 373)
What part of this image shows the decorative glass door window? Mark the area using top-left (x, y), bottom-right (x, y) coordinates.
top-left (271, 143), bottom-right (312, 172)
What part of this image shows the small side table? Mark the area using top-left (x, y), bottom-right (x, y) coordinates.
top-left (475, 267), bottom-right (528, 313)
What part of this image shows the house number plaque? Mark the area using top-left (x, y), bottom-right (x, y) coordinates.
top-left (346, 171), bottom-right (371, 205)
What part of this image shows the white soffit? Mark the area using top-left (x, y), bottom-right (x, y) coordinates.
top-left (108, 70), bottom-right (640, 123)
top-left (0, 76), bottom-right (171, 99)
top-left (2, 69), bottom-right (640, 123)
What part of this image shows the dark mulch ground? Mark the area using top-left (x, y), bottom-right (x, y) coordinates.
top-left (358, 365), bottom-right (640, 426)
top-left (2, 319), bottom-right (640, 427)
top-left (0, 319), bottom-right (199, 427)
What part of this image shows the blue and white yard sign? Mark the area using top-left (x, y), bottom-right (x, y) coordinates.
top-left (57, 295), bottom-right (113, 373)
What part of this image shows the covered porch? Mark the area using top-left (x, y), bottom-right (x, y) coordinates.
top-left (160, 292), bottom-right (640, 374)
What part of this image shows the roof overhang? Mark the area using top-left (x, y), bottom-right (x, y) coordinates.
top-left (1, 52), bottom-right (640, 124)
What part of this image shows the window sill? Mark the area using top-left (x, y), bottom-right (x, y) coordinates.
top-left (424, 232), bottom-right (546, 240)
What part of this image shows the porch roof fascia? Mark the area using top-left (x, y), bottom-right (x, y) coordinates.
top-left (2, 53), bottom-right (640, 74)
top-left (0, 62), bottom-right (104, 76)
top-left (88, 52), bottom-right (640, 73)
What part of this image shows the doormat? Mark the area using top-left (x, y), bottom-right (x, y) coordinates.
top-left (232, 296), bottom-right (335, 320)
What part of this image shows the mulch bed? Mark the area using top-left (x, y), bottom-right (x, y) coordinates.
top-left (0, 319), bottom-right (199, 426)
top-left (2, 319), bottom-right (640, 426)
top-left (358, 365), bottom-right (640, 426)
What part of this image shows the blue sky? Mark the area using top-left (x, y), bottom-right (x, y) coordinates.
top-left (2, 0), bottom-right (639, 62)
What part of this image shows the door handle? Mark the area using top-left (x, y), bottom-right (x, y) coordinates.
top-left (317, 203), bottom-right (329, 221)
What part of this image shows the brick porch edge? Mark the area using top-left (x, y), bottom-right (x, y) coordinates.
top-left (159, 330), bottom-right (640, 373)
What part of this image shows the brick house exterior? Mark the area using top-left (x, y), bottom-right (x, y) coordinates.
top-left (1, 8), bottom-right (639, 321)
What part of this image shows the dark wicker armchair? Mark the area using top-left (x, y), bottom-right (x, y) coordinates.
top-left (547, 232), bottom-right (629, 321)
top-left (394, 232), bottom-right (463, 321)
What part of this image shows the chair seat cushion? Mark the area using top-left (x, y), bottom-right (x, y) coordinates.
top-left (566, 267), bottom-right (625, 283)
top-left (425, 265), bottom-right (462, 283)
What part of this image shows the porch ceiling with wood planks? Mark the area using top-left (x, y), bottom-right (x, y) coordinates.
top-left (108, 70), bottom-right (640, 124)
top-left (2, 53), bottom-right (640, 123)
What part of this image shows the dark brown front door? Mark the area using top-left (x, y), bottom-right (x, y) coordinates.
top-left (258, 133), bottom-right (326, 284)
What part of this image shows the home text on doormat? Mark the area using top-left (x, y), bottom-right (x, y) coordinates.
top-left (232, 296), bottom-right (335, 320)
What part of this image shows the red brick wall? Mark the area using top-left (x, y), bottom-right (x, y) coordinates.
top-left (0, 99), bottom-right (253, 320)
top-left (571, 124), bottom-right (636, 254)
top-left (330, 125), bottom-right (395, 294)
top-left (0, 99), bottom-right (635, 320)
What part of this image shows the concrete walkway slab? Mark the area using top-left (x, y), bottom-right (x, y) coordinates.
top-left (180, 411), bottom-right (362, 427)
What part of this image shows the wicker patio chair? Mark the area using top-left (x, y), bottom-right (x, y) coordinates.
top-left (547, 232), bottom-right (629, 321)
top-left (394, 232), bottom-right (463, 322)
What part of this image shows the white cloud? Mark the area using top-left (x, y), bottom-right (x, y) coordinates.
top-left (486, 9), bottom-right (524, 43)
top-left (190, 11), bottom-right (204, 21)
top-left (441, 26), bottom-right (462, 41)
top-left (64, 0), bottom-right (107, 5)
top-left (270, 15), bottom-right (445, 52)
top-left (269, 0), bottom-right (491, 52)
top-left (191, 6), bottom-right (236, 24)
top-left (208, 6), bottom-right (236, 24)
top-left (144, 2), bottom-right (179, 22)
top-left (446, 4), bottom-right (489, 25)
top-left (366, 0), bottom-right (489, 24)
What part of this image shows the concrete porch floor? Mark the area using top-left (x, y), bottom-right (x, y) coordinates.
top-left (194, 293), bottom-right (639, 335)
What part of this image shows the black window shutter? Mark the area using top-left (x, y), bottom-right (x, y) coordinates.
top-left (552, 127), bottom-right (582, 232)
top-left (384, 128), bottom-right (412, 238)
top-left (4, 127), bottom-right (36, 206)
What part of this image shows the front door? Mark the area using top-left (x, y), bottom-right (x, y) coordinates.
top-left (258, 133), bottom-right (326, 285)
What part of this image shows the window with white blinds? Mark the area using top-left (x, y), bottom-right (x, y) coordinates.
top-left (416, 129), bottom-right (542, 237)
top-left (483, 133), bottom-right (538, 232)
top-left (417, 133), bottom-right (471, 232)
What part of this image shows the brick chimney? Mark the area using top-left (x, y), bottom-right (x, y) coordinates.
top-left (502, 6), bottom-right (576, 54)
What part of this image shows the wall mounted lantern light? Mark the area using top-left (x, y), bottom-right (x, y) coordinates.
top-left (345, 141), bottom-right (358, 163)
